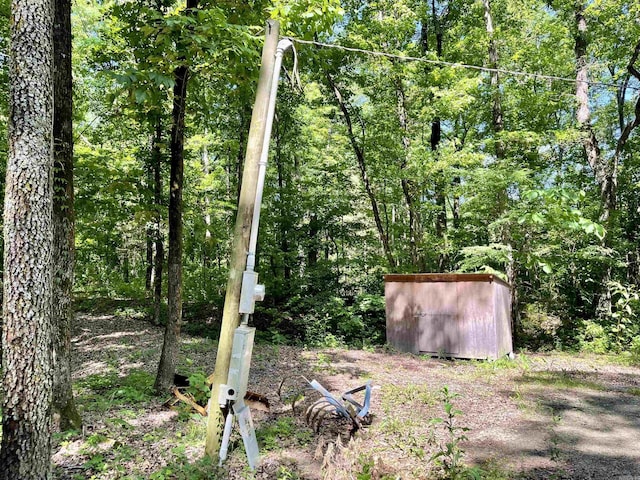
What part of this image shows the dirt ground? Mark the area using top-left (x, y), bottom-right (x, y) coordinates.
top-left (52, 312), bottom-right (640, 479)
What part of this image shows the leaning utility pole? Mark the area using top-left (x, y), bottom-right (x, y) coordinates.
top-left (205, 20), bottom-right (280, 458)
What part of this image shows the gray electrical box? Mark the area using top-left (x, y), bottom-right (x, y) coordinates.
top-left (239, 271), bottom-right (265, 314)
top-left (227, 325), bottom-right (255, 400)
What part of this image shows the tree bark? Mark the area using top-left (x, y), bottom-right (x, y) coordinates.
top-left (153, 117), bottom-right (164, 326)
top-left (275, 122), bottom-right (293, 280)
top-left (52, 0), bottom-right (82, 432)
top-left (1, 0), bottom-right (55, 477)
top-left (483, 0), bottom-right (519, 346)
top-left (574, 3), bottom-right (613, 224)
top-left (327, 73), bottom-right (397, 268)
top-left (574, 3), bottom-right (619, 319)
top-left (395, 77), bottom-right (420, 268)
top-left (154, 0), bottom-right (199, 394)
top-left (145, 227), bottom-right (154, 291)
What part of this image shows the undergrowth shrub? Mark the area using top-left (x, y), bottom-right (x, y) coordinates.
top-left (578, 282), bottom-right (639, 354)
top-left (520, 303), bottom-right (562, 350)
top-left (263, 292), bottom-right (386, 347)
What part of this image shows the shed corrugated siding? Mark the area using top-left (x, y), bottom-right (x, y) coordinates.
top-left (385, 280), bottom-right (419, 353)
top-left (493, 282), bottom-right (513, 358)
top-left (385, 274), bottom-right (513, 360)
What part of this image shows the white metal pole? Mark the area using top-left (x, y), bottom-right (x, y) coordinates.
top-left (245, 38), bottom-right (293, 273)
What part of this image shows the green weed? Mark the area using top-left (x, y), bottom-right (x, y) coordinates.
top-left (429, 386), bottom-right (469, 479)
top-left (256, 417), bottom-right (311, 451)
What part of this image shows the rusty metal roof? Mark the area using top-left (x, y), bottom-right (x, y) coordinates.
top-left (384, 273), bottom-right (510, 288)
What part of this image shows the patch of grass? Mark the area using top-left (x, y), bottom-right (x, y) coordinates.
top-left (475, 354), bottom-right (531, 374)
top-left (509, 384), bottom-right (530, 411)
top-left (313, 352), bottom-right (338, 374)
top-left (518, 371), bottom-right (604, 391)
top-left (142, 456), bottom-right (226, 480)
top-left (627, 387), bottom-right (640, 396)
top-left (256, 417), bottom-right (312, 452)
top-left (76, 370), bottom-right (155, 412)
top-left (380, 383), bottom-right (437, 409)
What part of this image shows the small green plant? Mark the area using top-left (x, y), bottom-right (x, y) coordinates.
top-left (429, 386), bottom-right (470, 479)
top-left (549, 413), bottom-right (563, 462)
top-left (84, 454), bottom-right (107, 473)
top-left (186, 372), bottom-right (210, 405)
top-left (256, 417), bottom-right (303, 451)
top-left (277, 465), bottom-right (302, 479)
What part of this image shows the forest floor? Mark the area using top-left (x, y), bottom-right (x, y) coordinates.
top-left (51, 308), bottom-right (640, 480)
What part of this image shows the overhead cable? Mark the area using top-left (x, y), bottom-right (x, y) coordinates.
top-left (287, 37), bottom-right (640, 92)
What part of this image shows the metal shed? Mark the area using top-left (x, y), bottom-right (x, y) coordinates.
top-left (384, 273), bottom-right (513, 360)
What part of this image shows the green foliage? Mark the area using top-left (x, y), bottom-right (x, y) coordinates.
top-left (256, 417), bottom-right (313, 452)
top-left (578, 282), bottom-right (640, 354)
top-left (76, 370), bottom-right (154, 411)
top-left (428, 387), bottom-right (509, 480)
top-left (429, 387), bottom-right (469, 479)
top-left (185, 372), bottom-right (210, 406)
top-left (60, 0), bottom-right (640, 357)
top-left (270, 0), bottom-right (344, 38)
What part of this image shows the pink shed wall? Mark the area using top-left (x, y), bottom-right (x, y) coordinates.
top-left (385, 274), bottom-right (513, 360)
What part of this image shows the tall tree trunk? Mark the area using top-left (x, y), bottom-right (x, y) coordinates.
top-left (327, 73), bottom-right (396, 268)
top-left (202, 134), bottom-right (213, 280)
top-left (145, 136), bottom-right (155, 292)
top-left (146, 228), bottom-right (154, 291)
top-left (395, 77), bottom-right (420, 268)
top-left (427, 0), bottom-right (448, 272)
top-left (52, 0), bottom-right (82, 432)
top-left (574, 3), bottom-right (616, 318)
top-left (153, 117), bottom-right (164, 326)
top-left (155, 0), bottom-right (198, 394)
top-left (1, 0), bottom-right (55, 476)
top-left (482, 0), bottom-right (519, 346)
top-left (575, 5), bottom-right (611, 219)
top-left (275, 123), bottom-right (292, 281)
top-left (431, 117), bottom-right (449, 272)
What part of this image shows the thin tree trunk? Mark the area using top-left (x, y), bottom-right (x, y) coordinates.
top-left (395, 77), bottom-right (420, 268)
top-left (52, 0), bottom-right (82, 432)
top-left (327, 73), bottom-right (397, 268)
top-left (155, 0), bottom-right (199, 394)
top-left (146, 227), bottom-right (154, 291)
top-left (574, 3), bottom-right (615, 318)
top-left (153, 117), bottom-right (164, 326)
top-left (275, 123), bottom-right (292, 280)
top-left (483, 0), bottom-right (519, 347)
top-left (574, 4), bottom-right (613, 223)
top-left (1, 0), bottom-right (55, 476)
top-left (202, 134), bottom-right (213, 278)
top-left (427, 0), bottom-right (448, 272)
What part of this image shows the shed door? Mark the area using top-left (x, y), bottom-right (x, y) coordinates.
top-left (414, 282), bottom-right (460, 355)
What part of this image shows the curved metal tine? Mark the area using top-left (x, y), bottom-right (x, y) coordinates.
top-left (308, 401), bottom-right (338, 430)
top-left (312, 405), bottom-right (338, 432)
top-left (306, 398), bottom-right (332, 425)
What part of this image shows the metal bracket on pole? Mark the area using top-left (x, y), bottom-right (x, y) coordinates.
top-left (218, 325), bottom-right (260, 469)
top-left (239, 271), bottom-right (265, 315)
